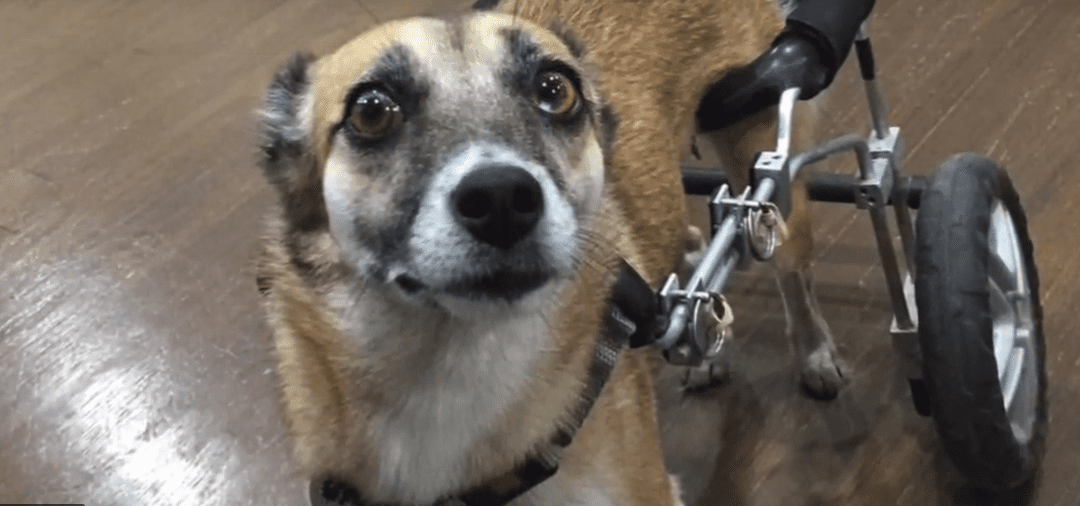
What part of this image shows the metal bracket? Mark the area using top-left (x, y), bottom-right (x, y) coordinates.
top-left (658, 275), bottom-right (704, 366)
top-left (890, 272), bottom-right (922, 380)
top-left (657, 274), bottom-right (732, 366)
top-left (709, 184), bottom-right (760, 270)
top-left (752, 151), bottom-right (791, 217)
top-left (868, 125), bottom-right (904, 167)
top-left (856, 126), bottom-right (902, 209)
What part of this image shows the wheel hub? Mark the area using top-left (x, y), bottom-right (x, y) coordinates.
top-left (987, 200), bottom-right (1037, 444)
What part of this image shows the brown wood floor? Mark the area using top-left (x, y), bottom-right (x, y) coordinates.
top-left (2, 0), bottom-right (1077, 505)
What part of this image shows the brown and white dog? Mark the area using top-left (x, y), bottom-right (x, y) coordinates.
top-left (255, 0), bottom-right (839, 504)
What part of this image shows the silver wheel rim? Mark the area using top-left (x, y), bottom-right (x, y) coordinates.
top-left (988, 199), bottom-right (1037, 444)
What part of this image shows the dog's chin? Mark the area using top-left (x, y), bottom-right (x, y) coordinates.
top-left (390, 268), bottom-right (560, 320)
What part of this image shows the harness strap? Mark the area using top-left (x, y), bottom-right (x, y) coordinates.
top-left (313, 260), bottom-right (657, 506)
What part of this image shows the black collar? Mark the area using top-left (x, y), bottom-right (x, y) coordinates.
top-left (312, 260), bottom-right (662, 506)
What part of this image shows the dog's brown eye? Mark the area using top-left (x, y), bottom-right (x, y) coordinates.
top-left (534, 71), bottom-right (579, 117)
top-left (348, 90), bottom-right (402, 138)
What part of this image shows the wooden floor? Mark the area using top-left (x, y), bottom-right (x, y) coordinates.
top-left (2, 0), bottom-right (1078, 505)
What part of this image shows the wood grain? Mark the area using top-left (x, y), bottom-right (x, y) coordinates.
top-left (1, 0), bottom-right (1077, 504)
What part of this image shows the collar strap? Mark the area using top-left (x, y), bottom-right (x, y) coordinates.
top-left (610, 260), bottom-right (666, 348)
top-left (314, 260), bottom-right (658, 506)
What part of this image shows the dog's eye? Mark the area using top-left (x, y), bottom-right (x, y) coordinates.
top-left (534, 71), bottom-right (580, 118)
top-left (348, 90), bottom-right (402, 139)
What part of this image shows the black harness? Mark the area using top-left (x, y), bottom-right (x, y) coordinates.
top-left (312, 260), bottom-right (663, 506)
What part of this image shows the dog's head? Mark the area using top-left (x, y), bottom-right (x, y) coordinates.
top-left (260, 13), bottom-right (617, 319)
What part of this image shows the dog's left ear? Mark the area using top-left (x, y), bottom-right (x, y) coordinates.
top-left (259, 52), bottom-right (328, 231)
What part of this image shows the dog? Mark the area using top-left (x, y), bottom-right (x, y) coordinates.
top-left (254, 1), bottom-right (840, 504)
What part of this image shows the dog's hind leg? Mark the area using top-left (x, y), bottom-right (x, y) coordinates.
top-left (699, 105), bottom-right (845, 400)
top-left (772, 181), bottom-right (844, 399)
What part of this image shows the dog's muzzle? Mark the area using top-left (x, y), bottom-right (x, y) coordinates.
top-left (450, 164), bottom-right (544, 249)
top-left (431, 163), bottom-right (551, 300)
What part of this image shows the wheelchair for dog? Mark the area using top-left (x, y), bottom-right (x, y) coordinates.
top-left (659, 27), bottom-right (1047, 493)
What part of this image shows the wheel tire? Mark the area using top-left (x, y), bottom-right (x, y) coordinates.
top-left (908, 378), bottom-right (933, 417)
top-left (915, 153), bottom-right (1047, 492)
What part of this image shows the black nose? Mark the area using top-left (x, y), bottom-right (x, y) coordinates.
top-left (450, 165), bottom-right (545, 249)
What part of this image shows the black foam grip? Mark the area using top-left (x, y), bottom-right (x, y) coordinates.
top-left (854, 38), bottom-right (875, 80)
top-left (786, 0), bottom-right (875, 72)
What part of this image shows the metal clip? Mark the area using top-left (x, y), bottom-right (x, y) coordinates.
top-left (691, 292), bottom-right (734, 361)
top-left (747, 202), bottom-right (789, 261)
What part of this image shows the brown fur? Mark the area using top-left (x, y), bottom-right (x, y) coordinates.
top-left (255, 1), bottom-right (835, 505)
top-left (499, 0), bottom-right (785, 283)
top-left (260, 208), bottom-right (673, 504)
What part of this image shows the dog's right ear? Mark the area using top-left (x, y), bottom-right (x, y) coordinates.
top-left (259, 52), bottom-right (328, 231)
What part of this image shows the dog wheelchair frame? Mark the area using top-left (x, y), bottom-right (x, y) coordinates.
top-left (657, 28), bottom-right (1047, 492)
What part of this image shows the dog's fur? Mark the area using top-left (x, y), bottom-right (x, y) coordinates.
top-left (256, 1), bottom-right (841, 504)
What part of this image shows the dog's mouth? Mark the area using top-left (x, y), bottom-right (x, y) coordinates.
top-left (393, 266), bottom-right (554, 302)
top-left (444, 267), bottom-right (554, 301)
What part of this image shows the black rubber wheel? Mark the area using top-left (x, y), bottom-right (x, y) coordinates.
top-left (915, 153), bottom-right (1047, 492)
top-left (908, 378), bottom-right (933, 417)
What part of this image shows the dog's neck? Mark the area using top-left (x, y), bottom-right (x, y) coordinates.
top-left (327, 278), bottom-right (590, 504)
top-left (315, 264), bottom-right (646, 506)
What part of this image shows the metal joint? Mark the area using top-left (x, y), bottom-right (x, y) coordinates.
top-left (752, 151), bottom-right (791, 217)
top-left (855, 127), bottom-right (901, 210)
top-left (856, 158), bottom-right (892, 209)
top-left (657, 274), bottom-right (731, 366)
top-left (657, 275), bottom-right (704, 366)
top-left (869, 126), bottom-right (904, 178)
top-left (710, 184), bottom-right (757, 270)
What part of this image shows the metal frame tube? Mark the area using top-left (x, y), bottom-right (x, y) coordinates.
top-left (788, 133), bottom-right (873, 182)
top-left (706, 250), bottom-right (740, 294)
top-left (893, 203), bottom-right (918, 276)
top-left (776, 88), bottom-right (800, 156)
top-left (687, 214), bottom-right (740, 292)
top-left (863, 77), bottom-right (889, 140)
top-left (869, 204), bottom-right (913, 328)
top-left (856, 25), bottom-right (890, 139)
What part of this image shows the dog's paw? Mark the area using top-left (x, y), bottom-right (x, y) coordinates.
top-left (799, 343), bottom-right (844, 400)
